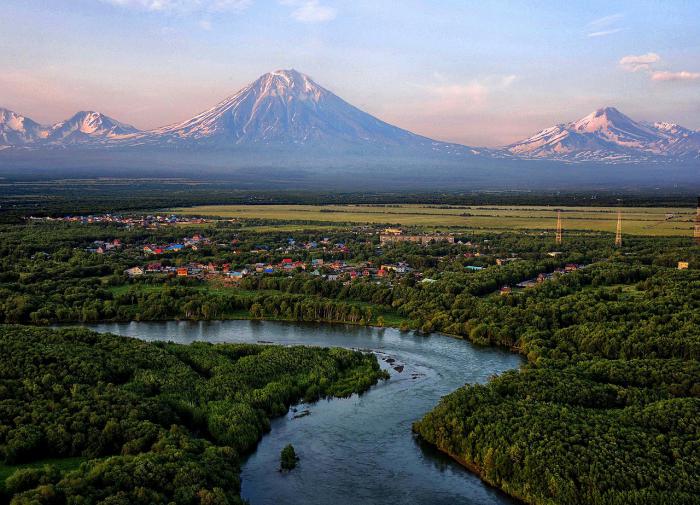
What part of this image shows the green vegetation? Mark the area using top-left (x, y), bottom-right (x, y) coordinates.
top-left (280, 444), bottom-right (298, 471)
top-left (0, 220), bottom-right (409, 326)
top-left (413, 262), bottom-right (700, 505)
top-left (0, 325), bottom-right (386, 503)
top-left (172, 204), bottom-right (695, 236)
top-left (1, 198), bottom-right (699, 504)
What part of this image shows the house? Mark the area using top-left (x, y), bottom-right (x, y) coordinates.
top-left (516, 280), bottom-right (537, 288)
top-left (678, 261), bottom-right (689, 270)
top-left (564, 263), bottom-right (579, 272)
top-left (146, 262), bottom-right (162, 273)
top-left (499, 286), bottom-right (512, 296)
top-left (177, 267), bottom-right (188, 277)
top-left (166, 244), bottom-right (184, 252)
top-left (465, 265), bottom-right (484, 271)
top-left (395, 262), bottom-right (411, 274)
top-left (124, 266), bottom-right (144, 277)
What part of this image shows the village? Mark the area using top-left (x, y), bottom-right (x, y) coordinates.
top-left (29, 213), bottom-right (210, 228)
top-left (27, 212), bottom-right (604, 294)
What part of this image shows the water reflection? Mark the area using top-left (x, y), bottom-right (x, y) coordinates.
top-left (88, 320), bottom-right (522, 505)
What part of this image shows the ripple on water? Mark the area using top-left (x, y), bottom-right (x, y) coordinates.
top-left (87, 320), bottom-right (523, 505)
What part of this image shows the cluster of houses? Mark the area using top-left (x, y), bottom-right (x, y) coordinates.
top-left (124, 257), bottom-right (414, 283)
top-left (510, 263), bottom-right (584, 291)
top-left (85, 239), bottom-right (123, 254)
top-left (250, 237), bottom-right (351, 255)
top-left (30, 214), bottom-right (209, 228)
top-left (143, 234), bottom-right (209, 255)
top-left (379, 228), bottom-right (455, 246)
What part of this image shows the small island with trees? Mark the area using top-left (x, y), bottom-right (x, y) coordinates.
top-left (280, 444), bottom-right (299, 471)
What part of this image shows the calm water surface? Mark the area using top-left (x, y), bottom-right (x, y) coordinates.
top-left (88, 320), bottom-right (522, 505)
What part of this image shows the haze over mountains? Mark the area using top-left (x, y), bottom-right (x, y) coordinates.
top-left (1, 69), bottom-right (698, 164)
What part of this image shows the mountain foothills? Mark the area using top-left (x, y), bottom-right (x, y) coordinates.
top-left (1, 69), bottom-right (698, 162)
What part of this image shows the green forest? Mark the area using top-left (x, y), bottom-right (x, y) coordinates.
top-left (413, 263), bottom-right (700, 505)
top-left (0, 326), bottom-right (386, 504)
top-left (0, 210), bottom-right (698, 504)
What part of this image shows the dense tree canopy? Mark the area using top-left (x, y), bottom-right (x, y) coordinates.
top-left (0, 326), bottom-right (386, 503)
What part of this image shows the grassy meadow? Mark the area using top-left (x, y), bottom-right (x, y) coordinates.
top-left (171, 204), bottom-right (696, 236)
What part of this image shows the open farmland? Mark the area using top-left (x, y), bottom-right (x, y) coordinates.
top-left (171, 204), bottom-right (696, 236)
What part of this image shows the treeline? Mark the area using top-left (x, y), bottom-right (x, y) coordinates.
top-left (2, 185), bottom-right (694, 223)
top-left (413, 261), bottom-right (700, 505)
top-left (0, 325), bottom-right (387, 503)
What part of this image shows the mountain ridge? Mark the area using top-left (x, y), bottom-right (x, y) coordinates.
top-left (1, 70), bottom-right (698, 162)
top-left (506, 106), bottom-right (700, 161)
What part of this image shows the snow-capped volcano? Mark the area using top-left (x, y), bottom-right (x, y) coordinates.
top-left (0, 108), bottom-right (140, 148)
top-left (47, 111), bottom-right (139, 144)
top-left (0, 108), bottom-right (48, 146)
top-left (506, 107), bottom-right (700, 161)
top-left (143, 69), bottom-right (450, 150)
top-left (1, 75), bottom-right (697, 164)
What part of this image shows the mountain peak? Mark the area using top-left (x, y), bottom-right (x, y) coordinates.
top-left (507, 106), bottom-right (699, 161)
top-left (572, 106), bottom-right (637, 133)
top-left (48, 110), bottom-right (139, 143)
top-left (147, 68), bottom-right (444, 150)
top-left (249, 69), bottom-right (322, 101)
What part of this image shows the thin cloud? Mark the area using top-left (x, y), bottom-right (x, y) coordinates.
top-left (586, 13), bottom-right (624, 37)
top-left (588, 28), bottom-right (623, 38)
top-left (619, 53), bottom-right (660, 72)
top-left (426, 74), bottom-right (517, 112)
top-left (281, 0), bottom-right (336, 23)
top-left (99, 0), bottom-right (251, 13)
top-left (651, 71), bottom-right (700, 82)
top-left (588, 13), bottom-right (624, 28)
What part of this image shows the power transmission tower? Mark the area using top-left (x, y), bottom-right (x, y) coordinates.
top-left (555, 210), bottom-right (562, 245)
top-left (695, 197), bottom-right (700, 245)
top-left (615, 209), bottom-right (622, 247)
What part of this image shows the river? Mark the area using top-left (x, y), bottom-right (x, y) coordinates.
top-left (88, 320), bottom-right (523, 505)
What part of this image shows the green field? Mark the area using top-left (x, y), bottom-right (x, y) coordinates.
top-left (0, 457), bottom-right (87, 490)
top-left (171, 204), bottom-right (696, 236)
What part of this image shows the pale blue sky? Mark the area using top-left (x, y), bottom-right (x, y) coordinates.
top-left (1, 0), bottom-right (698, 145)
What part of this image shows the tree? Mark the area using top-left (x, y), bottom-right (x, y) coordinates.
top-left (280, 444), bottom-right (298, 471)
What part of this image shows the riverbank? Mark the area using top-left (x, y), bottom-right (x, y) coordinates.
top-left (85, 320), bottom-right (524, 505)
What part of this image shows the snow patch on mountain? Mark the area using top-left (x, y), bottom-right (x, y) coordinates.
top-left (506, 107), bottom-right (700, 161)
top-left (47, 111), bottom-right (140, 144)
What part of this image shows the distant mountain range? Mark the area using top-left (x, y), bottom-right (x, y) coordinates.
top-left (1, 69), bottom-right (698, 163)
top-left (506, 107), bottom-right (700, 162)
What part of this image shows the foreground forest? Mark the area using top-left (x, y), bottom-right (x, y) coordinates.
top-left (0, 326), bottom-right (386, 504)
top-left (0, 211), bottom-right (698, 504)
top-left (413, 262), bottom-right (700, 504)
